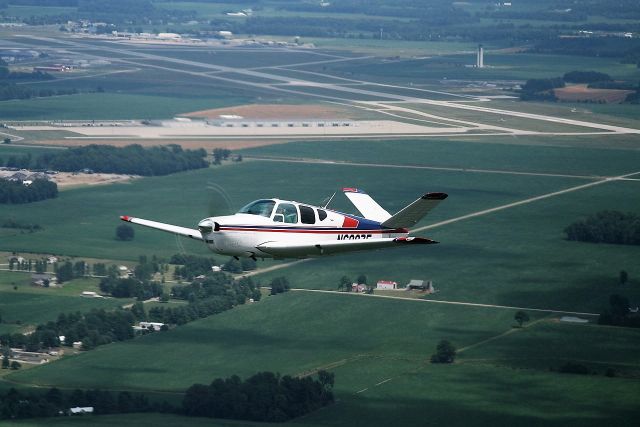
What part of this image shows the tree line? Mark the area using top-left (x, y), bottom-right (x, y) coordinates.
top-left (565, 211), bottom-right (640, 245)
top-left (0, 179), bottom-right (58, 204)
top-left (32, 144), bottom-right (208, 176)
top-left (0, 369), bottom-right (334, 422)
top-left (599, 294), bottom-right (640, 328)
top-left (183, 371), bottom-right (334, 422)
top-left (0, 308), bottom-right (136, 352)
top-left (0, 386), bottom-right (163, 420)
top-left (148, 275), bottom-right (261, 325)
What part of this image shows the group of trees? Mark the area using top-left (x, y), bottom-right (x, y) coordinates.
top-left (0, 84), bottom-right (79, 101)
top-left (171, 254), bottom-right (217, 281)
top-left (0, 308), bottom-right (136, 352)
top-left (0, 386), bottom-right (162, 420)
top-left (54, 260), bottom-right (91, 283)
top-left (99, 256), bottom-right (164, 299)
top-left (0, 369), bottom-right (335, 421)
top-left (564, 211), bottom-right (640, 245)
top-left (183, 371), bottom-right (334, 422)
top-left (100, 277), bottom-right (163, 300)
top-left (0, 179), bottom-right (58, 204)
top-left (8, 257), bottom-right (49, 274)
top-left (430, 340), bottom-right (456, 364)
top-left (115, 224), bottom-right (134, 241)
top-left (598, 294), bottom-right (640, 328)
top-left (1, 219), bottom-right (42, 232)
top-left (149, 275), bottom-right (260, 325)
top-left (519, 70), bottom-right (621, 102)
top-left (220, 257), bottom-right (256, 274)
top-left (33, 144), bottom-right (208, 176)
top-left (269, 276), bottom-right (290, 295)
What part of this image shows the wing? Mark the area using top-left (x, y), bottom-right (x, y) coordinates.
top-left (256, 237), bottom-right (436, 258)
top-left (342, 188), bottom-right (391, 222)
top-left (120, 215), bottom-right (203, 240)
top-left (381, 193), bottom-right (448, 229)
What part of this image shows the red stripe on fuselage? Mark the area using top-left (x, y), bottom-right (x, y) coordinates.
top-left (218, 227), bottom-right (405, 234)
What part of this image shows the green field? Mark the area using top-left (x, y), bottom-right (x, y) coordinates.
top-left (0, 93), bottom-right (248, 121)
top-left (2, 26), bottom-right (640, 427)
top-left (6, 292), bottom-right (640, 426)
top-left (312, 53), bottom-right (640, 84)
top-left (0, 271), bottom-right (131, 334)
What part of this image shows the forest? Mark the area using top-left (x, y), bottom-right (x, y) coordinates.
top-left (34, 144), bottom-right (208, 176)
top-left (565, 211), bottom-right (640, 246)
top-left (0, 179), bottom-right (58, 204)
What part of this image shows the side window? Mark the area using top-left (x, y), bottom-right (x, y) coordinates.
top-left (274, 203), bottom-right (298, 224)
top-left (317, 209), bottom-right (327, 221)
top-left (300, 206), bottom-right (315, 224)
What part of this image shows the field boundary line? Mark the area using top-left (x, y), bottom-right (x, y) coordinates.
top-left (290, 289), bottom-right (599, 317)
top-left (245, 156), bottom-right (603, 180)
top-left (413, 170), bottom-right (640, 233)
top-left (457, 315), bottom-right (551, 354)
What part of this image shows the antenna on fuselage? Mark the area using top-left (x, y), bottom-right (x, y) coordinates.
top-left (322, 191), bottom-right (337, 209)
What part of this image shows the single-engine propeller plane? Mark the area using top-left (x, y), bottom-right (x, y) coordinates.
top-left (120, 188), bottom-right (447, 260)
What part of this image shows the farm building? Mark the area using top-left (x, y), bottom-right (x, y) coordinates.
top-left (351, 283), bottom-right (367, 293)
top-left (31, 273), bottom-right (56, 287)
top-left (376, 280), bottom-right (398, 290)
top-left (138, 322), bottom-right (165, 331)
top-left (406, 280), bottom-right (435, 293)
top-left (69, 407), bottom-right (94, 415)
top-left (81, 291), bottom-right (102, 298)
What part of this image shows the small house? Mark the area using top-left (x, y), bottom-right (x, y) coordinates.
top-left (351, 283), bottom-right (366, 293)
top-left (81, 291), bottom-right (102, 298)
top-left (139, 322), bottom-right (165, 331)
top-left (31, 273), bottom-right (56, 287)
top-left (69, 407), bottom-right (94, 415)
top-left (406, 280), bottom-right (435, 294)
top-left (376, 280), bottom-right (398, 290)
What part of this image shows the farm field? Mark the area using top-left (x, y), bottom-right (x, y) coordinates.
top-left (0, 93), bottom-right (250, 121)
top-left (6, 292), bottom-right (640, 427)
top-left (1, 19), bottom-right (640, 426)
top-left (0, 271), bottom-right (131, 334)
top-left (0, 150), bottom-right (609, 261)
top-left (317, 53), bottom-right (640, 83)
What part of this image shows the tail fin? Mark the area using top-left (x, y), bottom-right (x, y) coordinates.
top-left (381, 193), bottom-right (447, 229)
top-left (343, 188), bottom-right (391, 222)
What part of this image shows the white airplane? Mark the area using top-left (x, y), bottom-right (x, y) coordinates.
top-left (120, 188), bottom-right (447, 260)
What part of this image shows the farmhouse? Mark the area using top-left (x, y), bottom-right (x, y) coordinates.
top-left (376, 280), bottom-right (398, 290)
top-left (138, 322), bottom-right (165, 331)
top-left (31, 273), bottom-right (56, 287)
top-left (69, 407), bottom-right (94, 415)
top-left (81, 291), bottom-right (102, 298)
top-left (351, 283), bottom-right (367, 293)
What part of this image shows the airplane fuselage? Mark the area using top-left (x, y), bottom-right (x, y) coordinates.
top-left (199, 198), bottom-right (408, 259)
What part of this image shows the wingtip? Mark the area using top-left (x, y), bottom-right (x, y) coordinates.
top-left (422, 192), bottom-right (448, 200)
top-left (120, 215), bottom-right (131, 222)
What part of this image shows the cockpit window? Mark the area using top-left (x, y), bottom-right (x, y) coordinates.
top-left (274, 203), bottom-right (298, 224)
top-left (238, 199), bottom-right (275, 217)
top-left (317, 209), bottom-right (327, 221)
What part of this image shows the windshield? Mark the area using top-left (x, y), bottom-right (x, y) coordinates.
top-left (238, 199), bottom-right (275, 217)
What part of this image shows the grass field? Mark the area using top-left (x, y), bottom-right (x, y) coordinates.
top-left (0, 271), bottom-right (131, 334)
top-left (6, 292), bottom-right (640, 426)
top-left (0, 150), bottom-right (608, 261)
top-left (1, 291), bottom-right (544, 390)
top-left (2, 28), bottom-right (640, 427)
top-left (317, 53), bottom-right (640, 83)
top-left (0, 93), bottom-right (249, 121)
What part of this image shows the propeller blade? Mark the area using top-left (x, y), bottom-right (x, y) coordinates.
top-left (206, 182), bottom-right (233, 217)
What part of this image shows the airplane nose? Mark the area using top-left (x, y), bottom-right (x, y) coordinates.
top-left (198, 218), bottom-right (219, 234)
